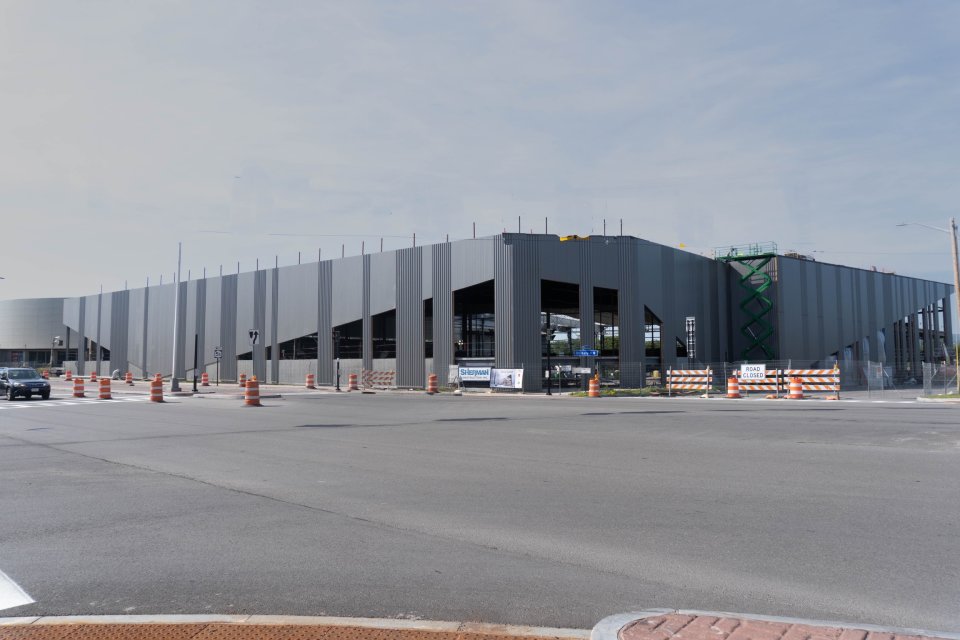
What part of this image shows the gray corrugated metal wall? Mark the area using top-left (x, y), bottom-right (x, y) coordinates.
top-left (618, 240), bottom-right (644, 387)
top-left (317, 261), bottom-right (333, 384)
top-left (253, 270), bottom-right (267, 381)
top-left (495, 235), bottom-right (542, 391)
top-left (270, 267), bottom-right (279, 383)
top-left (396, 247), bottom-right (424, 387)
top-left (362, 255), bottom-right (372, 371)
top-left (430, 242), bottom-right (453, 381)
top-left (54, 234), bottom-right (954, 387)
top-left (220, 274), bottom-right (238, 380)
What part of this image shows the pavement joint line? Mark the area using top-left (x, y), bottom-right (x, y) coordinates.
top-left (591, 610), bottom-right (960, 640)
top-left (4, 614), bottom-right (591, 637)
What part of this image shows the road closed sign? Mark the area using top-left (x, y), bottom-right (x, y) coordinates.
top-left (740, 364), bottom-right (766, 380)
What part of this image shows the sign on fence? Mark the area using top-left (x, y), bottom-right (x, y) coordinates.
top-left (458, 366), bottom-right (492, 381)
top-left (490, 368), bottom-right (524, 389)
top-left (740, 364), bottom-right (766, 380)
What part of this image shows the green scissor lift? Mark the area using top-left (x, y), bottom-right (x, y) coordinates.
top-left (715, 242), bottom-right (778, 360)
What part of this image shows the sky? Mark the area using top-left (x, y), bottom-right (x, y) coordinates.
top-left (1, 0), bottom-right (959, 301)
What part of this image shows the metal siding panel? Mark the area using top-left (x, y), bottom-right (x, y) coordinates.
top-left (618, 239), bottom-right (644, 386)
top-left (253, 270), bottom-right (267, 381)
top-left (236, 273), bottom-right (256, 354)
top-left (539, 238), bottom-right (579, 284)
top-left (451, 237), bottom-right (496, 291)
top-left (276, 263), bottom-right (320, 342)
top-left (147, 284), bottom-right (175, 377)
top-left (204, 277), bottom-right (221, 367)
top-left (369, 251), bottom-right (397, 316)
top-left (431, 242), bottom-right (453, 379)
top-left (396, 247), bottom-right (424, 387)
top-left (174, 281), bottom-right (188, 379)
top-left (127, 288), bottom-right (145, 374)
top-left (421, 249), bottom-right (433, 300)
top-left (362, 255), bottom-right (372, 370)
top-left (317, 261), bottom-right (334, 384)
top-left (194, 278), bottom-right (206, 374)
top-left (579, 242), bottom-right (595, 368)
top-left (494, 235), bottom-right (541, 391)
top-left (332, 256), bottom-right (364, 327)
top-left (220, 274), bottom-right (238, 380)
top-left (270, 267), bottom-right (279, 383)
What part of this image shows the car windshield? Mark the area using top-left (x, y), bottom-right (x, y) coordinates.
top-left (8, 369), bottom-right (40, 380)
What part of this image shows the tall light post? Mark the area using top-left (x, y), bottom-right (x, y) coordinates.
top-left (897, 218), bottom-right (960, 393)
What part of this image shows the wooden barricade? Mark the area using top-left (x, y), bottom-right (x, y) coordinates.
top-left (783, 368), bottom-right (840, 398)
top-left (737, 370), bottom-right (782, 396)
top-left (362, 370), bottom-right (396, 389)
top-left (666, 369), bottom-right (713, 396)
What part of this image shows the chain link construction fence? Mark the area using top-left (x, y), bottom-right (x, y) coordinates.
top-left (600, 359), bottom-right (952, 399)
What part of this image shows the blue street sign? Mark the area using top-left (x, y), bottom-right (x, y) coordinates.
top-left (574, 349), bottom-right (599, 357)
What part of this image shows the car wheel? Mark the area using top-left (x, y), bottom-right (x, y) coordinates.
top-left (41, 392), bottom-right (50, 400)
top-left (6, 388), bottom-right (14, 401)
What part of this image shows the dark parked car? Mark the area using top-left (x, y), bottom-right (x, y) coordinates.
top-left (0, 367), bottom-right (51, 400)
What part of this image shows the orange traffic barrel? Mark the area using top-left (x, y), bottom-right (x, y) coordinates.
top-left (348, 373), bottom-right (359, 391)
top-left (98, 377), bottom-right (112, 400)
top-left (89, 372), bottom-right (97, 382)
top-left (588, 378), bottom-right (600, 398)
top-left (72, 377), bottom-right (85, 398)
top-left (65, 370), bottom-right (73, 381)
top-left (125, 372), bottom-right (134, 385)
top-left (201, 372), bottom-right (210, 386)
top-left (787, 377), bottom-right (804, 400)
top-left (426, 373), bottom-right (438, 395)
top-left (305, 373), bottom-right (315, 389)
top-left (238, 373), bottom-right (247, 388)
top-left (727, 376), bottom-right (741, 399)
top-left (244, 377), bottom-right (261, 407)
top-left (149, 377), bottom-right (164, 402)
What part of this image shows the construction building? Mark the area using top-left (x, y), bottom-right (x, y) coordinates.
top-left (0, 234), bottom-right (953, 391)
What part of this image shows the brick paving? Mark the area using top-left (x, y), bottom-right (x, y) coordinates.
top-left (0, 624), bottom-right (571, 640)
top-left (619, 614), bottom-right (949, 640)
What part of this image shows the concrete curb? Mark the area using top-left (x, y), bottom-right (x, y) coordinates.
top-left (0, 614), bottom-right (590, 638)
top-left (591, 610), bottom-right (960, 640)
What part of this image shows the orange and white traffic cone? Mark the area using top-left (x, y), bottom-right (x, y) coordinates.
top-left (588, 378), bottom-right (600, 398)
top-left (727, 377), bottom-right (741, 399)
top-left (787, 377), bottom-right (804, 399)
top-left (426, 373), bottom-right (438, 395)
top-left (98, 377), bottom-right (112, 400)
top-left (348, 373), bottom-right (359, 391)
top-left (305, 373), bottom-right (315, 389)
top-left (73, 377), bottom-right (85, 398)
top-left (244, 377), bottom-right (261, 407)
top-left (150, 376), bottom-right (164, 402)
top-left (125, 372), bottom-right (134, 385)
top-left (201, 372), bottom-right (210, 386)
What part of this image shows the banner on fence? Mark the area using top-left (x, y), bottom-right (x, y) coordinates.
top-left (491, 368), bottom-right (524, 389)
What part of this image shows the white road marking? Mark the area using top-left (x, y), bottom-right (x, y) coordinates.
top-left (0, 568), bottom-right (33, 611)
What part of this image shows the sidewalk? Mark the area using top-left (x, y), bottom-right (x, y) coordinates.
top-left (0, 615), bottom-right (588, 640)
top-left (592, 611), bottom-right (959, 640)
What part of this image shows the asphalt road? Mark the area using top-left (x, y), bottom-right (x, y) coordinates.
top-left (1, 391), bottom-right (958, 630)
